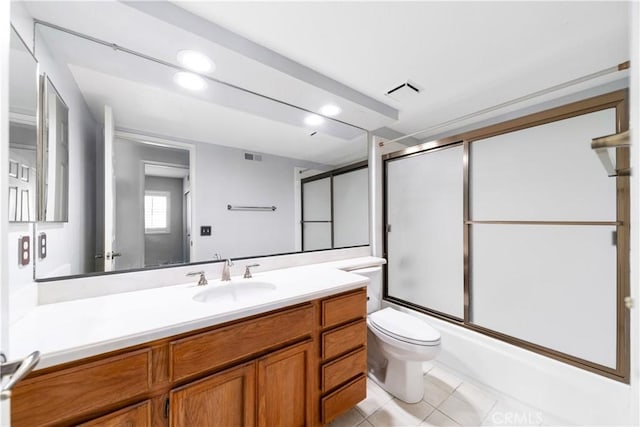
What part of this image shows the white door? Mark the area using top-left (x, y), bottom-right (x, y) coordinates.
top-left (103, 106), bottom-right (117, 271)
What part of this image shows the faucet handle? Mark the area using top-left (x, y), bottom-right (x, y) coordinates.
top-left (186, 270), bottom-right (204, 277)
top-left (243, 264), bottom-right (260, 279)
top-left (225, 259), bottom-right (234, 266)
top-left (187, 271), bottom-right (208, 286)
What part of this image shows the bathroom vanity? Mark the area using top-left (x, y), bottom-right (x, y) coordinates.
top-left (10, 269), bottom-right (370, 426)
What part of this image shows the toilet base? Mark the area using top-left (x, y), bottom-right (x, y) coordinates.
top-left (369, 358), bottom-right (424, 403)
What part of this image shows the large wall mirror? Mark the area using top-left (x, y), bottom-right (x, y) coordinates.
top-left (29, 22), bottom-right (369, 280)
top-left (8, 26), bottom-right (38, 223)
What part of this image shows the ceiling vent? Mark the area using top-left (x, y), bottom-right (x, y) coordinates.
top-left (385, 80), bottom-right (422, 103)
top-left (244, 153), bottom-right (262, 162)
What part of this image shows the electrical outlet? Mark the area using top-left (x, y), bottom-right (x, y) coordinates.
top-left (200, 226), bottom-right (212, 236)
top-left (39, 233), bottom-right (47, 259)
top-left (19, 235), bottom-right (30, 266)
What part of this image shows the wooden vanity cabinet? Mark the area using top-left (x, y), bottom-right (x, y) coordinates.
top-left (317, 289), bottom-right (368, 425)
top-left (170, 362), bottom-right (256, 427)
top-left (11, 288), bottom-right (367, 427)
top-left (11, 349), bottom-right (152, 426)
top-left (78, 401), bottom-right (152, 427)
top-left (256, 341), bottom-right (312, 426)
top-left (169, 340), bottom-right (312, 427)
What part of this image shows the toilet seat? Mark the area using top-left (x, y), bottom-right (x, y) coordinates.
top-left (369, 308), bottom-right (441, 346)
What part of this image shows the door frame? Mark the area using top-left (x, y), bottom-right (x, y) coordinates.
top-left (140, 161), bottom-right (190, 267)
top-left (115, 131), bottom-right (196, 263)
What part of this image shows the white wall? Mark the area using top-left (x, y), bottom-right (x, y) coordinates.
top-left (628, 2), bottom-right (639, 425)
top-left (0, 1), bottom-right (10, 423)
top-left (1, 0), bottom-right (10, 354)
top-left (7, 1), bottom-right (38, 325)
top-left (192, 140), bottom-right (326, 261)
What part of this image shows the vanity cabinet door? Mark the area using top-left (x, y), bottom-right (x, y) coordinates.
top-left (257, 341), bottom-right (312, 427)
top-left (78, 401), bottom-right (151, 427)
top-left (170, 362), bottom-right (255, 427)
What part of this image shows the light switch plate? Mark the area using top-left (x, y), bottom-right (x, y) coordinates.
top-left (39, 232), bottom-right (47, 259)
top-left (19, 235), bottom-right (30, 266)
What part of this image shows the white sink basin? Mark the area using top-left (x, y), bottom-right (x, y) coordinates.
top-left (192, 281), bottom-right (277, 304)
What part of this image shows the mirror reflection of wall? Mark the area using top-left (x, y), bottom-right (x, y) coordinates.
top-left (8, 26), bottom-right (37, 223)
top-left (8, 25), bottom-right (39, 311)
top-left (25, 17), bottom-right (368, 281)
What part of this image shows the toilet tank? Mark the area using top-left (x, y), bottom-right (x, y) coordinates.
top-left (350, 266), bottom-right (383, 314)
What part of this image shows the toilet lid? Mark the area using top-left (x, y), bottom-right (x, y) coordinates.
top-left (369, 307), bottom-right (441, 346)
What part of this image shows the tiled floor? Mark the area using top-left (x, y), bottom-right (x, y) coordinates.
top-left (329, 362), bottom-right (565, 427)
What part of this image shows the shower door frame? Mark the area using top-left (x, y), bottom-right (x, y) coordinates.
top-left (382, 89), bottom-right (630, 383)
top-left (300, 160), bottom-right (368, 251)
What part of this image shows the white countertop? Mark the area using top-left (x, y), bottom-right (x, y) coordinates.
top-left (10, 257), bottom-right (384, 370)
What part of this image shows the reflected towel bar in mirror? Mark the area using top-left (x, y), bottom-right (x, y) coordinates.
top-left (227, 205), bottom-right (277, 212)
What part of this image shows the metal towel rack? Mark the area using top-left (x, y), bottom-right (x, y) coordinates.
top-left (591, 130), bottom-right (631, 177)
top-left (227, 204), bottom-right (277, 212)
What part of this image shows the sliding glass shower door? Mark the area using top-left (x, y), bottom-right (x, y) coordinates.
top-left (386, 144), bottom-right (464, 319)
top-left (468, 108), bottom-right (618, 369)
top-left (382, 90), bottom-right (629, 380)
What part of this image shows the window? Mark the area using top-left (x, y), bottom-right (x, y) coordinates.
top-left (144, 191), bottom-right (170, 233)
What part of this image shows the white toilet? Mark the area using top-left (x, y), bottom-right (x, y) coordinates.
top-left (353, 266), bottom-right (441, 403)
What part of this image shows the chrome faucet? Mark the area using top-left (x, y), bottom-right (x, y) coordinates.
top-left (243, 264), bottom-right (260, 279)
top-left (221, 259), bottom-right (233, 281)
top-left (187, 271), bottom-right (208, 286)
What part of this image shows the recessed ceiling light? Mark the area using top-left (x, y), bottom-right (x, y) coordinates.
top-left (177, 50), bottom-right (215, 73)
top-left (173, 72), bottom-right (207, 91)
top-left (304, 114), bottom-right (324, 126)
top-left (320, 104), bottom-right (341, 116)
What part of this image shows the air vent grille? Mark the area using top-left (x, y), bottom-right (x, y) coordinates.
top-left (244, 153), bottom-right (262, 162)
top-left (385, 80), bottom-right (422, 102)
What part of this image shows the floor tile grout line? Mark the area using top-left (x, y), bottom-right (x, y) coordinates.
top-left (479, 399), bottom-right (500, 425)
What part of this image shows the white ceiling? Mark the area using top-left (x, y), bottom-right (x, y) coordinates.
top-left (24, 1), bottom-right (371, 166)
top-left (23, 1), bottom-right (395, 130)
top-left (20, 1), bottom-right (632, 160)
top-left (69, 64), bottom-right (366, 165)
top-left (175, 1), bottom-right (631, 140)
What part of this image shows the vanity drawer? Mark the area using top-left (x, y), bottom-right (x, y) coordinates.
top-left (321, 289), bottom-right (366, 328)
top-left (321, 347), bottom-right (367, 393)
top-left (171, 304), bottom-right (313, 381)
top-left (321, 374), bottom-right (367, 424)
top-left (12, 349), bottom-right (151, 427)
top-left (78, 400), bottom-right (151, 426)
top-left (322, 320), bottom-right (367, 361)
